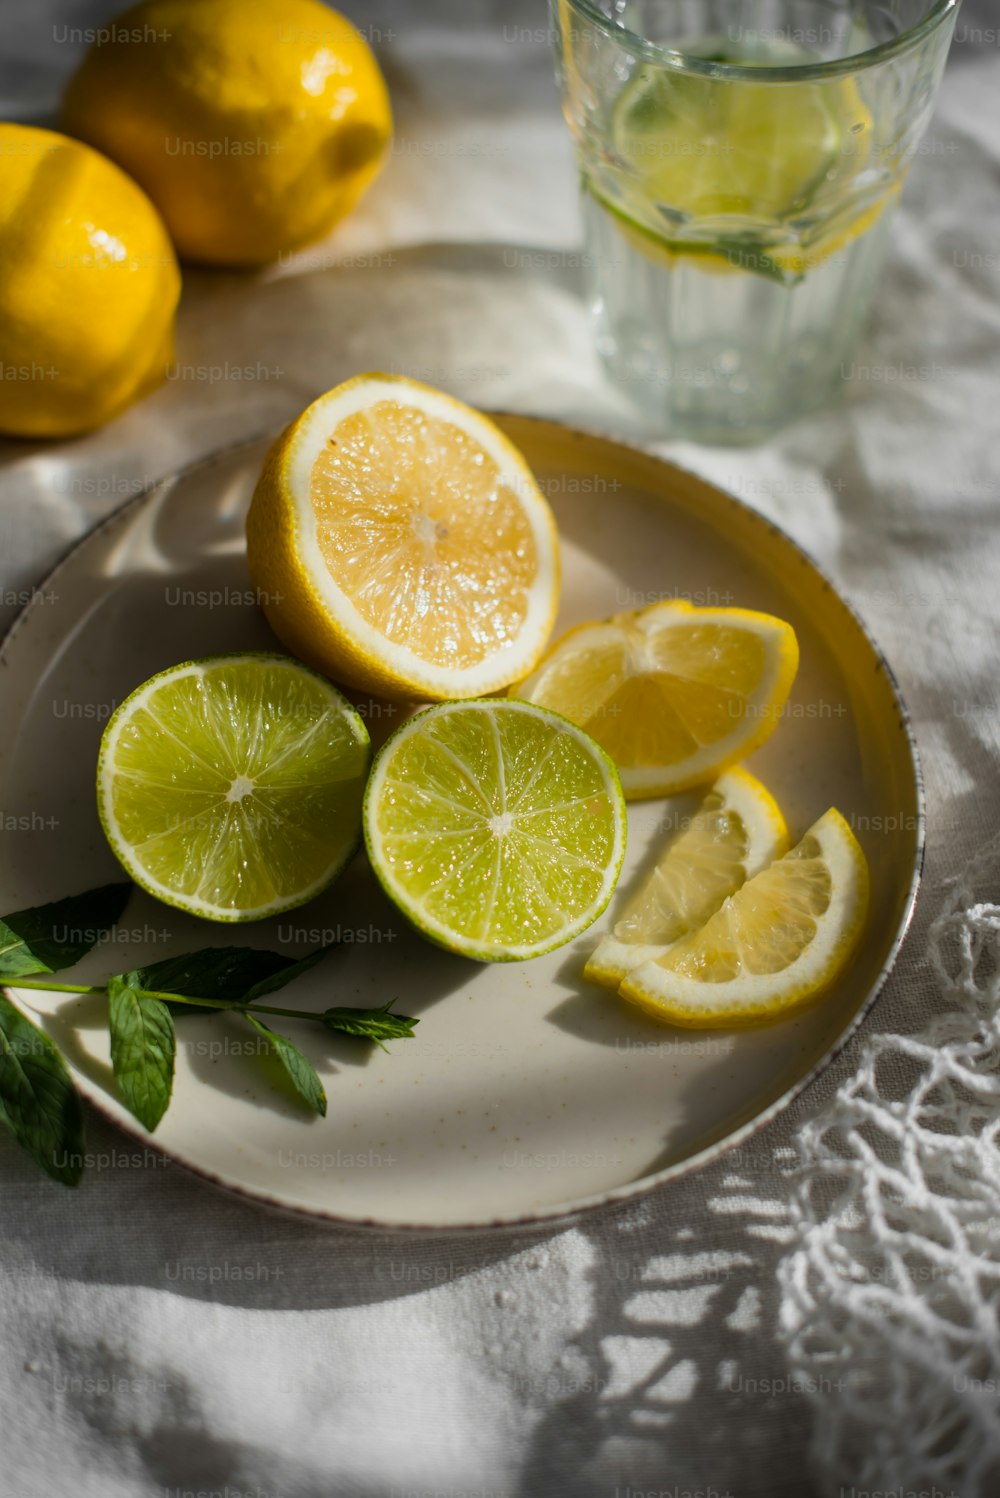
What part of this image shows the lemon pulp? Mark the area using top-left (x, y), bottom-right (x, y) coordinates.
top-left (246, 375), bottom-right (560, 700)
top-left (308, 401), bottom-right (539, 670)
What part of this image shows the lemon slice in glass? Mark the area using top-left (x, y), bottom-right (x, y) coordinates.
top-left (97, 653), bottom-right (371, 922)
top-left (603, 46), bottom-right (876, 278)
top-left (620, 809), bottom-right (869, 1026)
top-left (364, 699), bottom-right (626, 961)
top-left (584, 767), bottom-right (788, 990)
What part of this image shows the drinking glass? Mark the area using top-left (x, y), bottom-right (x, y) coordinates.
top-left (550, 0), bottom-right (960, 442)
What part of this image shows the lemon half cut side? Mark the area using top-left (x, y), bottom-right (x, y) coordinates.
top-left (247, 374), bottom-right (561, 701)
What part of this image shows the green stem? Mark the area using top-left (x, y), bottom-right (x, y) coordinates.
top-left (6, 977), bottom-right (324, 1023)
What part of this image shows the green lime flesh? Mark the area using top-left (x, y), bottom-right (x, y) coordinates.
top-left (364, 699), bottom-right (626, 961)
top-left (98, 653), bottom-right (371, 922)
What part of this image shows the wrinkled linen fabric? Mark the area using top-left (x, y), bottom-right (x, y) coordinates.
top-left (1, 3), bottom-right (999, 1495)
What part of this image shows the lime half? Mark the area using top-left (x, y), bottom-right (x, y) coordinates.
top-left (364, 700), bottom-right (627, 961)
top-left (98, 654), bottom-right (371, 922)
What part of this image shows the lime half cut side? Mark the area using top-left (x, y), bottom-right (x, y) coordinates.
top-left (98, 653), bottom-right (371, 922)
top-left (364, 699), bottom-right (627, 961)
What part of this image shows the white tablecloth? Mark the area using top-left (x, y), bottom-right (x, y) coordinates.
top-left (2, 3), bottom-right (999, 1495)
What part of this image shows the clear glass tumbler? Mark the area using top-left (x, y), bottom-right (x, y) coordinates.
top-left (550, 0), bottom-right (960, 442)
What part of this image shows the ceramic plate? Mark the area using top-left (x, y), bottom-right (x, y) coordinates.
top-left (0, 418), bottom-right (921, 1230)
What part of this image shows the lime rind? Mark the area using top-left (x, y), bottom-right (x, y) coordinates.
top-left (97, 652), bottom-right (371, 923)
top-left (364, 699), bottom-right (627, 962)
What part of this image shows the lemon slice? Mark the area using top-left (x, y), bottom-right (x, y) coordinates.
top-left (97, 654), bottom-right (371, 922)
top-left (364, 699), bottom-right (626, 961)
top-left (612, 52), bottom-right (870, 221)
top-left (583, 768), bottom-right (788, 989)
top-left (601, 48), bottom-right (878, 280)
top-left (246, 374), bottom-right (560, 700)
top-left (510, 601), bottom-right (799, 798)
top-left (620, 809), bottom-right (869, 1027)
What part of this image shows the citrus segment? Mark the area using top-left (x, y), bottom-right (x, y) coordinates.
top-left (98, 654), bottom-right (371, 922)
top-left (364, 700), bottom-right (626, 961)
top-left (620, 809), bottom-right (869, 1026)
top-left (584, 768), bottom-right (788, 989)
top-left (510, 602), bottom-right (799, 797)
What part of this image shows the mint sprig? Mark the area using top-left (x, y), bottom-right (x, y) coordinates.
top-left (0, 885), bottom-right (418, 1183)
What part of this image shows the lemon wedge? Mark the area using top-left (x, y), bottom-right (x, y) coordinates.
top-left (510, 601), bottom-right (798, 798)
top-left (620, 809), bottom-right (869, 1027)
top-left (584, 767), bottom-right (788, 989)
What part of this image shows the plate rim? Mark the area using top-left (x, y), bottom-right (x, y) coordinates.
top-left (0, 416), bottom-right (925, 1234)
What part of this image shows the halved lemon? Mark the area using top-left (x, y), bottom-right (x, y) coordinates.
top-left (97, 653), bottom-right (371, 922)
top-left (510, 601), bottom-right (799, 798)
top-left (364, 699), bottom-right (626, 961)
top-left (620, 809), bottom-right (869, 1027)
top-left (246, 374), bottom-right (560, 700)
top-left (583, 767), bottom-right (788, 990)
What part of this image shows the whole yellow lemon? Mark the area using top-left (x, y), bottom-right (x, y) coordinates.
top-left (0, 123), bottom-right (180, 439)
top-left (62, 0), bottom-right (393, 266)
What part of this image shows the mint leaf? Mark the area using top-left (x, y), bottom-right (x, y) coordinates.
top-left (124, 945), bottom-right (331, 1014)
top-left (243, 948), bottom-right (329, 1005)
top-left (713, 239), bottom-right (803, 286)
top-left (323, 1003), bottom-right (418, 1050)
top-left (107, 974), bottom-right (175, 1132)
top-left (244, 1014), bottom-right (326, 1117)
top-left (0, 883), bottom-right (131, 979)
top-left (0, 994), bottom-right (84, 1185)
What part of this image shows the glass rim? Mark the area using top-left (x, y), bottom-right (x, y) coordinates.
top-left (556, 0), bottom-right (959, 80)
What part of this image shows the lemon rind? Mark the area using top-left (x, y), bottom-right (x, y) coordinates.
top-left (247, 374), bottom-right (561, 700)
top-left (584, 767), bottom-right (790, 988)
top-left (619, 808), bottom-right (869, 1027)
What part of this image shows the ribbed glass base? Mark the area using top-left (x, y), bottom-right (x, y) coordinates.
top-left (582, 189), bottom-right (895, 444)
